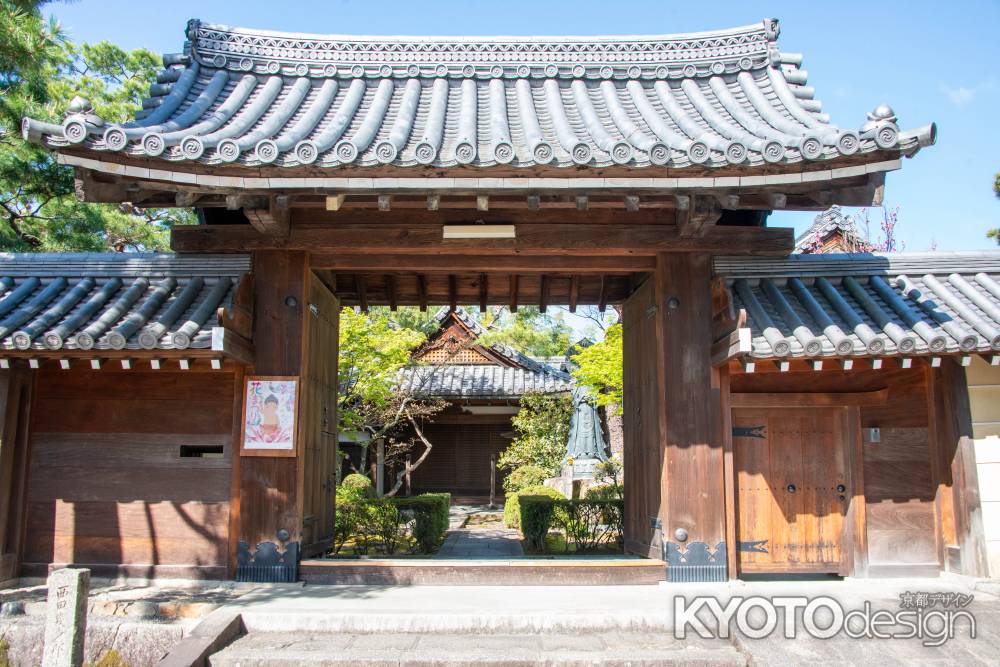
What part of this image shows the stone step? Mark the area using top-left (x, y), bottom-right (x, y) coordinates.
top-left (299, 558), bottom-right (666, 586)
top-left (209, 631), bottom-right (746, 667)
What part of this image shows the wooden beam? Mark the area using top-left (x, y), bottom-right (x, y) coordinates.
top-left (245, 194), bottom-right (291, 237)
top-left (355, 274), bottom-right (368, 312)
top-left (711, 327), bottom-right (752, 367)
top-left (210, 327), bottom-right (255, 366)
top-left (416, 274), bottom-right (428, 312)
top-left (624, 195), bottom-right (640, 212)
top-left (569, 275), bottom-right (580, 313)
top-left (176, 191), bottom-right (200, 207)
top-left (509, 275), bottom-right (519, 313)
top-left (378, 194), bottom-right (392, 211)
top-left (575, 195), bottom-right (588, 211)
top-left (527, 194), bottom-right (540, 211)
top-left (539, 275), bottom-right (550, 313)
top-left (677, 195), bottom-right (722, 238)
top-left (477, 195), bottom-right (489, 212)
top-left (325, 194), bottom-right (346, 211)
top-left (311, 254), bottom-right (655, 273)
top-left (448, 274), bottom-right (457, 312)
top-left (731, 389), bottom-right (890, 408)
top-left (598, 275), bottom-right (608, 312)
top-left (426, 194), bottom-right (440, 211)
top-left (173, 223), bottom-right (794, 256)
top-left (386, 274), bottom-right (398, 311)
top-left (478, 273), bottom-right (488, 313)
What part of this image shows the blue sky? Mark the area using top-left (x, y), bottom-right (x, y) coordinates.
top-left (48, 0), bottom-right (1000, 252)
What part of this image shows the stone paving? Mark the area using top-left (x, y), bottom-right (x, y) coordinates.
top-left (435, 527), bottom-right (525, 559)
top-left (204, 576), bottom-right (1000, 666)
top-left (209, 630), bottom-right (743, 666)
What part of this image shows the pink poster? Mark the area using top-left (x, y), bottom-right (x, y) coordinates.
top-left (242, 376), bottom-right (298, 453)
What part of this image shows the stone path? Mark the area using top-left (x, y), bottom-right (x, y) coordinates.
top-left (209, 630), bottom-right (743, 666)
top-left (435, 527), bottom-right (524, 558)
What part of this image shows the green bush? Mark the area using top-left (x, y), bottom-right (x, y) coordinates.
top-left (519, 495), bottom-right (557, 552)
top-left (503, 464), bottom-right (549, 493)
top-left (503, 484), bottom-right (565, 529)
top-left (394, 492), bottom-right (451, 553)
top-left (512, 495), bottom-right (625, 554)
top-left (341, 473), bottom-right (374, 497)
top-left (333, 486), bottom-right (366, 554)
top-left (583, 484), bottom-right (621, 500)
top-left (359, 497), bottom-right (403, 554)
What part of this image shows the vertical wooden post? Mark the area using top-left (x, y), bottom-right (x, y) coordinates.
top-left (0, 365), bottom-right (34, 583)
top-left (656, 253), bottom-right (727, 580)
top-left (927, 359), bottom-right (988, 576)
top-left (237, 250), bottom-right (308, 580)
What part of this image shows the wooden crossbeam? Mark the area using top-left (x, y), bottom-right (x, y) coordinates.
top-left (710, 327), bottom-right (752, 367)
top-left (378, 194), bottom-right (392, 211)
top-left (540, 275), bottom-right (550, 313)
top-left (448, 275), bottom-right (457, 312)
top-left (427, 194), bottom-right (440, 211)
top-left (509, 275), bottom-right (519, 313)
top-left (624, 195), bottom-right (640, 212)
top-left (325, 194), bottom-right (346, 211)
top-left (175, 224), bottom-right (795, 256)
top-left (598, 275), bottom-right (608, 312)
top-left (311, 254), bottom-right (654, 273)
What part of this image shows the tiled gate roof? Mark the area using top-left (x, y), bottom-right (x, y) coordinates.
top-left (715, 253), bottom-right (1000, 360)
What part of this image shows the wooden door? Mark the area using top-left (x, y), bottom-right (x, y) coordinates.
top-left (733, 407), bottom-right (851, 574)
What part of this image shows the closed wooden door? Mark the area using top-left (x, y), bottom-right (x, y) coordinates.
top-left (733, 407), bottom-right (850, 574)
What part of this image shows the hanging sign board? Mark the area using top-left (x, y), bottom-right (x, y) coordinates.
top-left (241, 375), bottom-right (299, 457)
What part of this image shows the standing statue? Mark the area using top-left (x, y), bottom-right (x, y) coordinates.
top-left (565, 385), bottom-right (608, 465)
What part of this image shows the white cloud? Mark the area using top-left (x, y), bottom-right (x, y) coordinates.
top-left (941, 80), bottom-right (996, 106)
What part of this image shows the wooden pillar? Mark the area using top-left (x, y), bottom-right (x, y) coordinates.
top-left (927, 359), bottom-right (988, 577)
top-left (656, 253), bottom-right (727, 580)
top-left (237, 250), bottom-right (309, 579)
top-left (0, 365), bottom-right (34, 583)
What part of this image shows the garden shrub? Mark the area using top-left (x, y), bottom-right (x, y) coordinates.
top-left (393, 492), bottom-right (451, 553)
top-left (519, 495), bottom-right (557, 552)
top-left (333, 486), bottom-right (366, 554)
top-left (360, 497), bottom-right (404, 554)
top-left (503, 464), bottom-right (549, 493)
top-left (513, 495), bottom-right (625, 554)
top-left (503, 484), bottom-right (565, 529)
top-left (583, 484), bottom-right (621, 500)
top-left (341, 473), bottom-right (373, 497)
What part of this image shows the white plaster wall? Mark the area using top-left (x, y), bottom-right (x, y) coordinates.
top-left (968, 357), bottom-right (1000, 578)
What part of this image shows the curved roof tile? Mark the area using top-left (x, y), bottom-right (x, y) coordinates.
top-left (23, 18), bottom-right (935, 170)
top-left (0, 253), bottom-right (249, 353)
top-left (716, 253), bottom-right (1000, 360)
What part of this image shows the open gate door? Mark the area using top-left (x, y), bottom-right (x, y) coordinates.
top-left (733, 407), bottom-right (853, 575)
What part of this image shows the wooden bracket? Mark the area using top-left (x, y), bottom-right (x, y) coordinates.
top-left (217, 273), bottom-right (255, 340)
top-left (678, 195), bottom-right (722, 238)
top-left (246, 195), bottom-right (291, 237)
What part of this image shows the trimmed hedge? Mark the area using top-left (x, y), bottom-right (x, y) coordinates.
top-left (517, 496), bottom-right (624, 554)
top-left (394, 492), bottom-right (451, 553)
top-left (503, 484), bottom-right (565, 530)
top-left (503, 464), bottom-right (550, 493)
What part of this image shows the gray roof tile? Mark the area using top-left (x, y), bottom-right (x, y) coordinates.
top-left (716, 252), bottom-right (1000, 359)
top-left (0, 253), bottom-right (249, 352)
top-left (23, 19), bottom-right (935, 170)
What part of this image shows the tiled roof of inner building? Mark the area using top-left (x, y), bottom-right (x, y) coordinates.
top-left (0, 253), bottom-right (249, 352)
top-left (714, 253), bottom-right (1000, 360)
top-left (22, 18), bottom-right (935, 171)
top-left (397, 364), bottom-right (573, 399)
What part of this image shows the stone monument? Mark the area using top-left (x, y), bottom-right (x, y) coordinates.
top-left (42, 568), bottom-right (90, 667)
